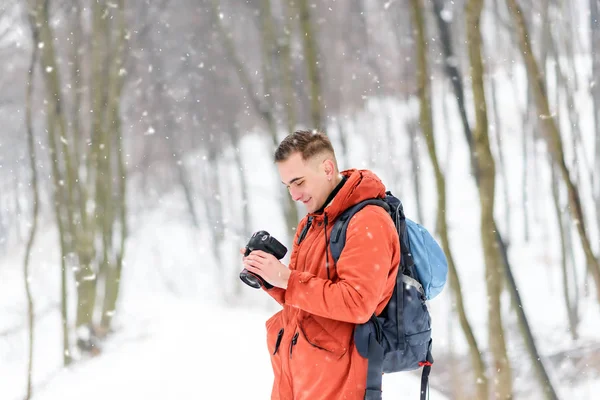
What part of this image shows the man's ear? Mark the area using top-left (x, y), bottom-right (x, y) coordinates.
top-left (322, 158), bottom-right (335, 177)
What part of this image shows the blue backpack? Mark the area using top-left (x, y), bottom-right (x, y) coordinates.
top-left (329, 191), bottom-right (448, 400)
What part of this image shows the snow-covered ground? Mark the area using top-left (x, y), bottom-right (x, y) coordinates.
top-left (0, 188), bottom-right (448, 400)
top-left (18, 298), bottom-right (447, 400)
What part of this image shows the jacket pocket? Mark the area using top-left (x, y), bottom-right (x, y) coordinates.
top-left (298, 315), bottom-right (347, 359)
top-left (266, 312), bottom-right (284, 355)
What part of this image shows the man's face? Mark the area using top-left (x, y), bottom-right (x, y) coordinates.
top-left (277, 152), bottom-right (332, 213)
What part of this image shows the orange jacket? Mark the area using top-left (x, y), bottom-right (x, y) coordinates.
top-left (263, 169), bottom-right (400, 400)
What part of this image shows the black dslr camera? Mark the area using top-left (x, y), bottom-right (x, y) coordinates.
top-left (240, 230), bottom-right (287, 289)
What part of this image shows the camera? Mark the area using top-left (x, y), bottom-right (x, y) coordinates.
top-left (240, 230), bottom-right (288, 289)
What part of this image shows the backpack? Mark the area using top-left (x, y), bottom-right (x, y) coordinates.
top-left (329, 191), bottom-right (448, 400)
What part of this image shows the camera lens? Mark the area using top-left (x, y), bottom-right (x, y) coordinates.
top-left (240, 269), bottom-right (262, 289)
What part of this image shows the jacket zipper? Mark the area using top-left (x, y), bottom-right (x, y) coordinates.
top-left (273, 328), bottom-right (284, 355)
top-left (289, 332), bottom-right (299, 358)
top-left (298, 325), bottom-right (337, 353)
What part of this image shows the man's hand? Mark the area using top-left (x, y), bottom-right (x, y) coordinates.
top-left (241, 249), bottom-right (291, 289)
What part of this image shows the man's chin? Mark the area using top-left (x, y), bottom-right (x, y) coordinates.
top-left (303, 201), bottom-right (315, 213)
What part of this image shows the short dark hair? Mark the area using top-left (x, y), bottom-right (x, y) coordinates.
top-left (274, 130), bottom-right (336, 163)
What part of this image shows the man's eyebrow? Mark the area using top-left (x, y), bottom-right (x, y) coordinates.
top-left (282, 176), bottom-right (304, 185)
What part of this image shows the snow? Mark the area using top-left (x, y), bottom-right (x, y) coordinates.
top-left (2, 65), bottom-right (600, 399)
top-left (10, 299), bottom-right (446, 400)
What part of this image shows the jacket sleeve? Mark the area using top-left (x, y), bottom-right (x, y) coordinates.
top-left (261, 218), bottom-right (308, 306)
top-left (262, 286), bottom-right (286, 306)
top-left (284, 206), bottom-right (400, 324)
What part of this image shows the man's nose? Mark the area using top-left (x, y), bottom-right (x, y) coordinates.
top-left (290, 188), bottom-right (302, 201)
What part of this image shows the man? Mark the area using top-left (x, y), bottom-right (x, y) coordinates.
top-left (242, 130), bottom-right (400, 400)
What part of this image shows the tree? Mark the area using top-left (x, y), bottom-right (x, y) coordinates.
top-left (27, 0), bottom-right (130, 355)
top-left (409, 1), bottom-right (489, 398)
top-left (430, 0), bottom-right (476, 176)
top-left (99, 0), bottom-right (128, 332)
top-left (506, 0), bottom-right (600, 310)
top-left (295, 0), bottom-right (324, 130)
top-left (591, 0), bottom-right (600, 244)
top-left (23, 7), bottom-right (40, 396)
top-left (27, 0), bottom-right (73, 364)
top-left (465, 0), bottom-right (513, 397)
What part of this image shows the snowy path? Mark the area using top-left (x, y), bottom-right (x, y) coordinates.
top-left (31, 299), bottom-right (449, 400)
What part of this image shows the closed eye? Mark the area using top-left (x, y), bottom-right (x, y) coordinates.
top-left (282, 177), bottom-right (305, 188)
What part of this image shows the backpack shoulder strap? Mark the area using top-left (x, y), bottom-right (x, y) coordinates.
top-left (329, 198), bottom-right (390, 265)
top-left (382, 192), bottom-right (415, 272)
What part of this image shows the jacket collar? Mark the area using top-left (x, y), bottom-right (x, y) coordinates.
top-left (307, 169), bottom-right (387, 223)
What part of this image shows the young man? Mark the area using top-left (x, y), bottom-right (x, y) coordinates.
top-left (242, 130), bottom-right (400, 400)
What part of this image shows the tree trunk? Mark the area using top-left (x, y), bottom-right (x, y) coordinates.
top-left (203, 145), bottom-right (226, 276)
top-left (29, 0), bottom-right (74, 365)
top-left (384, 104), bottom-right (397, 186)
top-left (495, 225), bottom-right (560, 400)
top-left (564, 209), bottom-right (581, 312)
top-left (227, 124), bottom-right (252, 239)
top-left (440, 82), bottom-right (453, 177)
top-left (165, 115), bottom-right (199, 229)
top-left (548, 19), bottom-right (593, 193)
top-left (465, 0), bottom-right (513, 398)
top-left (296, 0), bottom-right (323, 129)
top-left (47, 96), bottom-right (73, 366)
top-left (522, 84), bottom-right (532, 242)
top-left (410, 2), bottom-right (489, 399)
top-left (23, 15), bottom-right (40, 398)
top-left (507, 0), bottom-right (600, 309)
top-left (549, 10), bottom-right (584, 304)
top-left (100, 0), bottom-right (127, 332)
top-left (404, 117), bottom-right (425, 224)
top-left (398, 37), bottom-right (422, 218)
top-left (485, 0), bottom-right (511, 242)
top-left (563, 0), bottom-right (583, 88)
top-left (488, 70), bottom-right (511, 241)
top-left (280, 0), bottom-right (297, 135)
top-left (545, 3), bottom-right (580, 341)
top-left (337, 118), bottom-right (350, 170)
top-left (82, 0), bottom-right (115, 339)
top-left (69, 2), bottom-right (91, 248)
top-left (95, 112), bottom-right (113, 338)
top-left (69, 1), bottom-right (84, 189)
top-left (223, 122), bottom-right (252, 298)
top-left (174, 147), bottom-right (200, 228)
top-left (260, 0), bottom-right (277, 120)
top-left (591, 0), bottom-right (600, 247)
top-left (550, 161), bottom-right (579, 340)
top-left (430, 0), bottom-right (476, 178)
top-left (101, 120), bottom-right (127, 331)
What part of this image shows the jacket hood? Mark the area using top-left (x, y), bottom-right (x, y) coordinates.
top-left (309, 168), bottom-right (386, 222)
